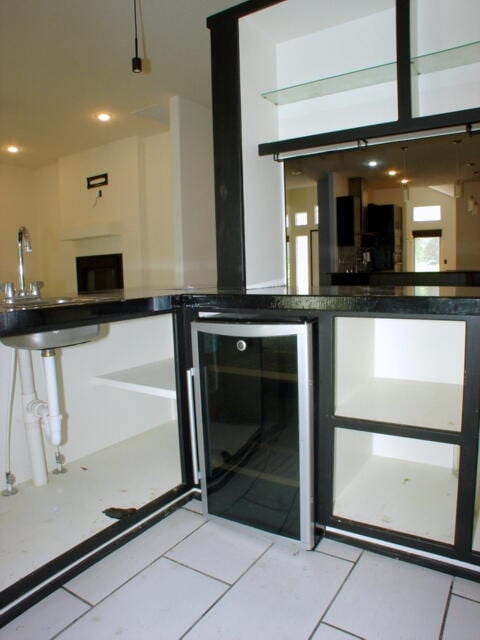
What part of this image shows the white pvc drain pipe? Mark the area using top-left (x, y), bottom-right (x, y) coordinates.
top-left (17, 350), bottom-right (48, 487)
top-left (17, 348), bottom-right (63, 486)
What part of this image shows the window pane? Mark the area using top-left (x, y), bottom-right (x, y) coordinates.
top-left (413, 205), bottom-right (441, 221)
top-left (414, 236), bottom-right (440, 271)
top-left (295, 235), bottom-right (309, 292)
top-left (294, 212), bottom-right (308, 226)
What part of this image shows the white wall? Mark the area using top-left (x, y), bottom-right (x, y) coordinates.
top-left (139, 132), bottom-right (176, 287)
top-left (456, 181), bottom-right (480, 270)
top-left (276, 8), bottom-right (397, 139)
top-left (411, 0), bottom-right (480, 117)
top-left (170, 96), bottom-right (217, 287)
top-left (1, 97), bottom-right (216, 295)
top-left (58, 136), bottom-right (144, 292)
top-left (0, 164), bottom-right (40, 288)
top-left (240, 15), bottom-right (286, 288)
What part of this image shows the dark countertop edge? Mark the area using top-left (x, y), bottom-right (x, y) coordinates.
top-left (0, 295), bottom-right (176, 338)
top-left (3, 290), bottom-right (480, 338)
top-left (180, 293), bottom-right (480, 316)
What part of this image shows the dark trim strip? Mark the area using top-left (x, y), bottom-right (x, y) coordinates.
top-left (412, 229), bottom-right (442, 238)
top-left (396, 0), bottom-right (412, 121)
top-left (209, 14), bottom-right (247, 288)
top-left (324, 530), bottom-right (480, 581)
top-left (259, 109), bottom-right (480, 157)
top-left (207, 0), bottom-right (285, 28)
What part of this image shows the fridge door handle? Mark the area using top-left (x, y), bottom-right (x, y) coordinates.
top-left (186, 368), bottom-right (200, 485)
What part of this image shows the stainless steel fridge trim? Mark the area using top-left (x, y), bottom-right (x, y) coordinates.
top-left (191, 321), bottom-right (314, 549)
top-left (186, 368), bottom-right (200, 485)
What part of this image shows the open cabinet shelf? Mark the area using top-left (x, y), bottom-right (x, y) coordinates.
top-left (333, 429), bottom-right (459, 544)
top-left (335, 377), bottom-right (463, 431)
top-left (93, 359), bottom-right (176, 398)
top-left (262, 40), bottom-right (480, 107)
top-left (335, 317), bottom-right (465, 432)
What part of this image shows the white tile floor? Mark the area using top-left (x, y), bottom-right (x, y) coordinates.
top-left (3, 500), bottom-right (480, 640)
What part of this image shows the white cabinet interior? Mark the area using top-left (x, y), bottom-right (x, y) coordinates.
top-left (411, 0), bottom-right (480, 117)
top-left (332, 315), bottom-right (467, 545)
top-left (0, 314), bottom-right (181, 594)
top-left (333, 428), bottom-right (459, 543)
top-left (240, 0), bottom-right (397, 143)
top-left (334, 317), bottom-right (465, 430)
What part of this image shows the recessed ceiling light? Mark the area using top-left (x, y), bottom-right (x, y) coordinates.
top-left (387, 169), bottom-right (397, 176)
top-left (400, 178), bottom-right (409, 184)
top-left (367, 160), bottom-right (378, 167)
top-left (6, 145), bottom-right (20, 153)
top-left (96, 112), bottom-right (111, 122)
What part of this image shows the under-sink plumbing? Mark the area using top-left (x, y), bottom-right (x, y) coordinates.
top-left (17, 348), bottom-right (64, 487)
top-left (2, 471), bottom-right (18, 496)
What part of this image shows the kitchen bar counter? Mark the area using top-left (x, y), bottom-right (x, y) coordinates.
top-left (3, 284), bottom-right (480, 337)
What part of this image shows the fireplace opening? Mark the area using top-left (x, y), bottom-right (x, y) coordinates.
top-left (76, 254), bottom-right (124, 294)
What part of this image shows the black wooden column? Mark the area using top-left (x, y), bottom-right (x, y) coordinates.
top-left (207, 1), bottom-right (285, 289)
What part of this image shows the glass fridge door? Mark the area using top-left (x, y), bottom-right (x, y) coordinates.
top-left (192, 322), bottom-right (313, 548)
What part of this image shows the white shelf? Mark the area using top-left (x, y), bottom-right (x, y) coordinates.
top-left (335, 377), bottom-right (463, 431)
top-left (334, 454), bottom-right (458, 544)
top-left (93, 359), bottom-right (176, 398)
top-left (61, 221), bottom-right (122, 241)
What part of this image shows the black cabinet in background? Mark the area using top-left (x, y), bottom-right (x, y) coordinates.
top-left (336, 196), bottom-right (360, 246)
top-left (365, 204), bottom-right (403, 271)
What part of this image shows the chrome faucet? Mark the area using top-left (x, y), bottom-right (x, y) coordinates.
top-left (0, 227), bottom-right (43, 301)
top-left (17, 226), bottom-right (32, 296)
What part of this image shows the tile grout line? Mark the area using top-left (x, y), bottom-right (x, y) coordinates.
top-left (316, 621), bottom-right (366, 640)
top-left (60, 586), bottom-right (93, 608)
top-left (178, 541), bottom-right (275, 640)
top-left (307, 549), bottom-right (364, 640)
top-left (49, 516), bottom-right (209, 639)
top-left (450, 591), bottom-right (480, 605)
top-left (438, 578), bottom-right (455, 640)
top-left (163, 556), bottom-right (232, 586)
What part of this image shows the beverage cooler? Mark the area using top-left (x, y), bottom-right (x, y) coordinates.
top-left (191, 321), bottom-right (314, 549)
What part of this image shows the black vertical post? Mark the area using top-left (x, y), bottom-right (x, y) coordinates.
top-left (208, 15), bottom-right (246, 289)
top-left (396, 0), bottom-right (412, 121)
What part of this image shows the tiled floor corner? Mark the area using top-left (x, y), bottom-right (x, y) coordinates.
top-left (4, 502), bottom-right (480, 640)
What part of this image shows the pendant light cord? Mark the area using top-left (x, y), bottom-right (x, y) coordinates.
top-left (131, 0), bottom-right (142, 72)
top-left (133, 0), bottom-right (139, 58)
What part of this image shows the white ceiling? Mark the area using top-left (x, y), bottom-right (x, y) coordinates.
top-left (3, 0), bottom-right (479, 182)
top-left (0, 0), bottom-right (241, 168)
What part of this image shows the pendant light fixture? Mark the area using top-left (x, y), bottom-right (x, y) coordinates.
top-left (401, 146), bottom-right (409, 202)
top-left (131, 0), bottom-right (142, 73)
top-left (453, 140), bottom-right (464, 198)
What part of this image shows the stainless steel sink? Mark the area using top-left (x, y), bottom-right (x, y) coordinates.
top-left (1, 325), bottom-right (101, 350)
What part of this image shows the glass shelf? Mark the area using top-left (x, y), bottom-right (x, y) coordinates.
top-left (412, 40), bottom-right (480, 76)
top-left (262, 40), bottom-right (480, 107)
top-left (262, 62), bottom-right (396, 106)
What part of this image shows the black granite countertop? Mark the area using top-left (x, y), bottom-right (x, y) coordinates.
top-left (2, 284), bottom-right (480, 337)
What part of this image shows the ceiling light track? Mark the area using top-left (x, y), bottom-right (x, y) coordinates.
top-left (273, 123), bottom-right (480, 162)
